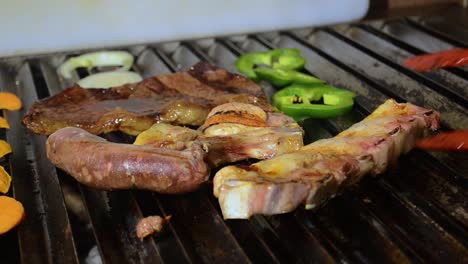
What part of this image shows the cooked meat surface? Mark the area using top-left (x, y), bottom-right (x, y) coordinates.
top-left (47, 127), bottom-right (210, 193)
top-left (136, 215), bottom-right (171, 240)
top-left (197, 103), bottom-right (303, 166)
top-left (133, 103), bottom-right (304, 167)
top-left (23, 62), bottom-right (271, 136)
top-left (199, 110), bottom-right (304, 167)
top-left (213, 99), bottom-right (440, 219)
top-left (134, 123), bottom-right (201, 150)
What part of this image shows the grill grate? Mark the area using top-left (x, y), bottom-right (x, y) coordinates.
top-left (1, 8), bottom-right (467, 264)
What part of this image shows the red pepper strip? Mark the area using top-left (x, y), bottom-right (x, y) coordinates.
top-left (402, 48), bottom-right (468, 72)
top-left (415, 130), bottom-right (468, 152)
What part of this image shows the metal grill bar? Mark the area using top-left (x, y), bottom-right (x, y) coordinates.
top-left (1, 11), bottom-right (467, 264)
top-left (380, 19), bottom-right (468, 57)
top-left (305, 30), bottom-right (468, 129)
top-left (166, 43), bottom-right (342, 263)
top-left (335, 26), bottom-right (468, 106)
top-left (405, 17), bottom-right (468, 49)
top-left (200, 39), bottom-right (412, 262)
top-left (1, 63), bottom-right (79, 263)
top-left (210, 34), bottom-right (462, 262)
top-left (184, 42), bottom-right (349, 263)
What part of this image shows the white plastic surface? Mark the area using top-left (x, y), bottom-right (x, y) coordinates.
top-left (0, 0), bottom-right (368, 58)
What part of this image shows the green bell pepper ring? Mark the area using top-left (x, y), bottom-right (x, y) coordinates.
top-left (272, 83), bottom-right (356, 121)
top-left (254, 68), bottom-right (323, 87)
top-left (235, 53), bottom-right (271, 80)
top-left (269, 48), bottom-right (306, 70)
top-left (235, 48), bottom-right (306, 80)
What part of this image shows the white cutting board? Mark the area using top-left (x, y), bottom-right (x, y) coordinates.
top-left (0, 0), bottom-right (368, 58)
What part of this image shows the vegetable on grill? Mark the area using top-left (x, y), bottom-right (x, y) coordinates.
top-left (235, 48), bottom-right (306, 80)
top-left (0, 92), bottom-right (22, 111)
top-left (236, 48), bottom-right (356, 120)
top-left (272, 83), bottom-right (356, 121)
top-left (254, 68), bottom-right (323, 87)
top-left (0, 166), bottom-right (12, 194)
top-left (0, 196), bottom-right (25, 235)
top-left (77, 71), bottom-right (143, 89)
top-left (0, 117), bottom-right (9, 129)
top-left (416, 130), bottom-right (468, 151)
top-left (403, 48), bottom-right (468, 72)
top-left (58, 51), bottom-right (134, 79)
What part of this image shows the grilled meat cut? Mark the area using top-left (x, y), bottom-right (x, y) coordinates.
top-left (199, 125), bottom-right (304, 167)
top-left (198, 103), bottom-right (303, 166)
top-left (133, 123), bottom-right (201, 150)
top-left (22, 62), bottom-right (271, 136)
top-left (133, 102), bottom-right (304, 167)
top-left (46, 127), bottom-right (210, 193)
top-left (37, 61), bottom-right (302, 195)
top-left (136, 215), bottom-right (171, 240)
top-left (46, 103), bottom-right (302, 194)
top-left (213, 99), bottom-right (440, 219)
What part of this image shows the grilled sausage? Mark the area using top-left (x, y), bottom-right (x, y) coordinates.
top-left (46, 127), bottom-right (209, 193)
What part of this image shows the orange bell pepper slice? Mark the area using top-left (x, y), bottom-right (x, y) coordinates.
top-left (0, 140), bottom-right (12, 158)
top-left (0, 92), bottom-right (22, 111)
top-left (0, 196), bottom-right (25, 234)
top-left (0, 117), bottom-right (9, 129)
top-left (0, 166), bottom-right (11, 194)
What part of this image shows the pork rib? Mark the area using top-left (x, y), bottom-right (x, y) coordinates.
top-left (23, 62), bottom-right (271, 136)
top-left (213, 99), bottom-right (440, 219)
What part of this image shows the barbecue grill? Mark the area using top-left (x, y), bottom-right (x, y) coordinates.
top-left (1, 3), bottom-right (467, 264)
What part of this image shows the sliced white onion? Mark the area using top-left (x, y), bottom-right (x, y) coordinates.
top-left (58, 51), bottom-right (134, 79)
top-left (77, 71), bottom-right (143, 89)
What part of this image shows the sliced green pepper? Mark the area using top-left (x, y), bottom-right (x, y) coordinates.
top-left (268, 48), bottom-right (306, 70)
top-left (272, 83), bottom-right (356, 121)
top-left (254, 68), bottom-right (323, 87)
top-left (235, 48), bottom-right (306, 80)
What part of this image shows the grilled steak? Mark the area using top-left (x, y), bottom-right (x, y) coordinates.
top-left (23, 62), bottom-right (271, 135)
top-left (46, 127), bottom-right (210, 193)
top-left (213, 99), bottom-right (440, 219)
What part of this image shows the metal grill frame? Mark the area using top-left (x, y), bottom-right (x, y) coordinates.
top-left (0, 5), bottom-right (467, 263)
